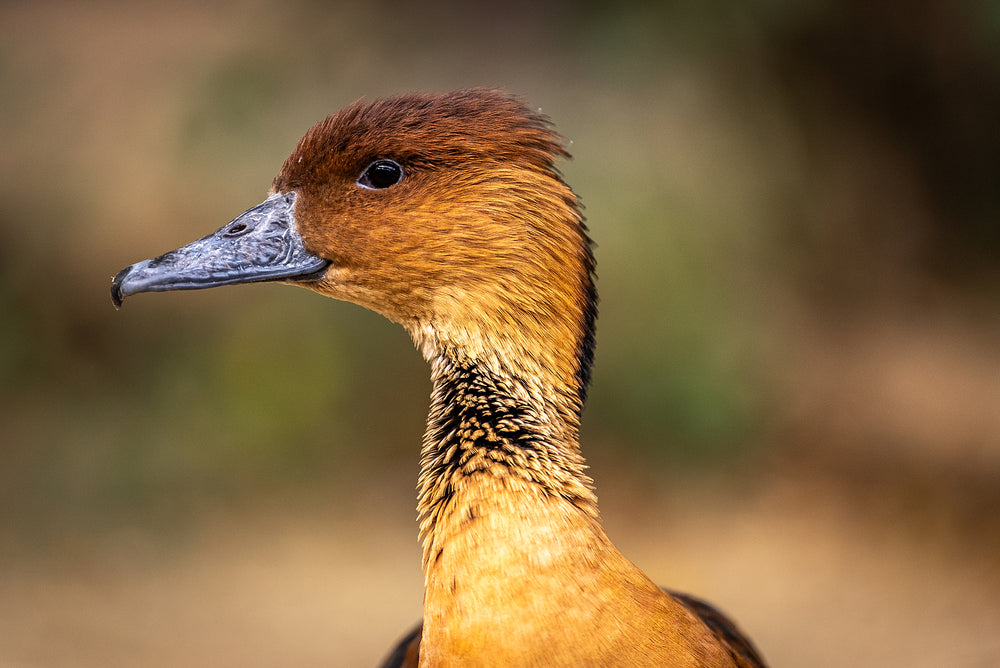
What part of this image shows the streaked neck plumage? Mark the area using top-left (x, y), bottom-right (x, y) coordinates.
top-left (396, 178), bottom-right (672, 665)
top-left (404, 174), bottom-right (600, 568)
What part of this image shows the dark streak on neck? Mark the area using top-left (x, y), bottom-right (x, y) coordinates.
top-left (417, 353), bottom-right (599, 553)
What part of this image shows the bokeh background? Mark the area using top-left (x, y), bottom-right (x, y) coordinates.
top-left (2, 1), bottom-right (998, 665)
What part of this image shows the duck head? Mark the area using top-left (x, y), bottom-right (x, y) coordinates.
top-left (113, 89), bottom-right (595, 397)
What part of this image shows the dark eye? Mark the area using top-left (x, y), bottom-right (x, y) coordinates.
top-left (358, 159), bottom-right (404, 189)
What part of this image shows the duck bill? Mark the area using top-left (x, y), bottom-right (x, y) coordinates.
top-left (111, 192), bottom-right (328, 308)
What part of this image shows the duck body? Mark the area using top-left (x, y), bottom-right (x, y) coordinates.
top-left (112, 89), bottom-right (765, 667)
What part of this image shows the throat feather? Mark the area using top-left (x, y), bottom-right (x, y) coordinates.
top-left (416, 355), bottom-right (598, 564)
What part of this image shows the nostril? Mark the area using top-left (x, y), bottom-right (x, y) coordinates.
top-left (225, 223), bottom-right (248, 236)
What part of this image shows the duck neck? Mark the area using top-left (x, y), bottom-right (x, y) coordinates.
top-left (409, 333), bottom-right (686, 663)
top-left (415, 340), bottom-right (601, 572)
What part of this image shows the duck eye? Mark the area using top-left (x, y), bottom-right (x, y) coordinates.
top-left (358, 159), bottom-right (404, 190)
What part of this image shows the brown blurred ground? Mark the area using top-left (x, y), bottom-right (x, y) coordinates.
top-left (1, 1), bottom-right (998, 666)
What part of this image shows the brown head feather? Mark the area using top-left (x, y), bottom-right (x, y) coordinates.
top-left (272, 89), bottom-right (596, 410)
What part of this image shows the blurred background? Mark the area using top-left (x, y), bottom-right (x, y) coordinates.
top-left (1, 1), bottom-right (998, 665)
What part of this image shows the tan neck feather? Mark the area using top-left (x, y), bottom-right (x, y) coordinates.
top-left (412, 325), bottom-right (599, 565)
top-left (408, 331), bottom-right (738, 666)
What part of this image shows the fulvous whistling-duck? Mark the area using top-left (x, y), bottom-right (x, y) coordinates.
top-left (112, 89), bottom-right (766, 667)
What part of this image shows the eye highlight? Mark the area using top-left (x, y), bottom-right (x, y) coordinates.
top-left (358, 159), bottom-right (404, 190)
